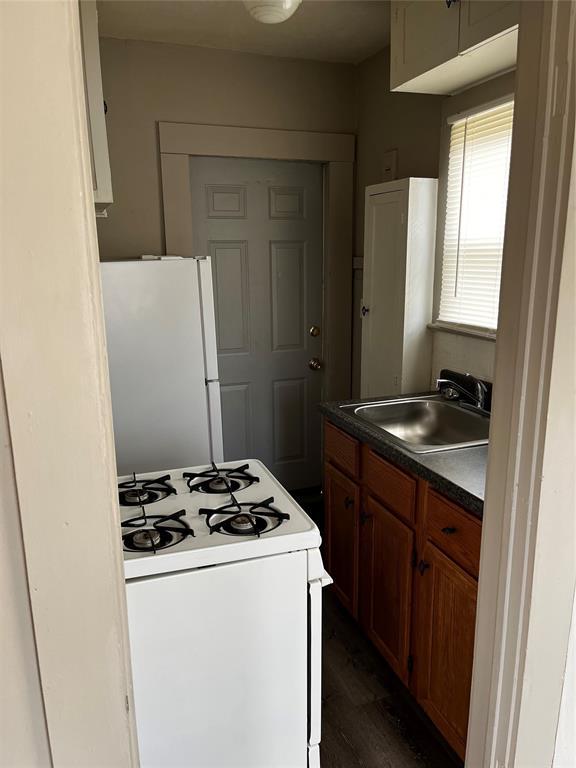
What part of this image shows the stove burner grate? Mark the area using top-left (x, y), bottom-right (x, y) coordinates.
top-left (122, 507), bottom-right (194, 553)
top-left (118, 473), bottom-right (176, 507)
top-left (199, 494), bottom-right (289, 537)
top-left (183, 462), bottom-right (259, 495)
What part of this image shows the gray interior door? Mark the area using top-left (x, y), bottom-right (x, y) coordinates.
top-left (190, 157), bottom-right (323, 489)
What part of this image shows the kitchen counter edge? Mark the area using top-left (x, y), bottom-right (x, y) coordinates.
top-left (319, 396), bottom-right (486, 520)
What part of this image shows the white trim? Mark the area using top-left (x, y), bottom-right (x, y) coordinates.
top-left (466, 1), bottom-right (575, 765)
top-left (159, 122), bottom-right (355, 163)
top-left (0, 1), bottom-right (137, 763)
top-left (160, 123), bottom-right (355, 401)
top-left (427, 322), bottom-right (497, 342)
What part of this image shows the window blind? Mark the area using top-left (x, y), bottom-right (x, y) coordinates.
top-left (438, 100), bottom-right (514, 331)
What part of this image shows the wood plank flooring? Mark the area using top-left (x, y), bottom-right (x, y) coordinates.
top-left (321, 591), bottom-right (462, 768)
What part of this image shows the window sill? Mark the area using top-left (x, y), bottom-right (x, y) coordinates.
top-left (428, 322), bottom-right (497, 342)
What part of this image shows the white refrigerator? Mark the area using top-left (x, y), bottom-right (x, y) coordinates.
top-left (100, 257), bottom-right (223, 475)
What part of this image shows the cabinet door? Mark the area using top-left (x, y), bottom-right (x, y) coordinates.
top-left (366, 495), bottom-right (414, 684)
top-left (390, 1), bottom-right (460, 89)
top-left (414, 542), bottom-right (477, 760)
top-left (459, 0), bottom-right (519, 53)
top-left (361, 189), bottom-right (407, 397)
top-left (324, 463), bottom-right (360, 617)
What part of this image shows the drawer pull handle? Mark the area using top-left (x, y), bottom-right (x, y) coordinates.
top-left (441, 526), bottom-right (457, 535)
top-left (418, 560), bottom-right (430, 576)
top-left (344, 496), bottom-right (354, 509)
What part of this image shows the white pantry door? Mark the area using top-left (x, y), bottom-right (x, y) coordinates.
top-left (361, 189), bottom-right (407, 397)
top-left (190, 157), bottom-right (323, 489)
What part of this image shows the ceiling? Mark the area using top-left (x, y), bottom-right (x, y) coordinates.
top-left (97, 0), bottom-right (390, 64)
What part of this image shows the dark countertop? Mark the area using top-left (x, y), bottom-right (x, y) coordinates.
top-left (319, 394), bottom-right (486, 520)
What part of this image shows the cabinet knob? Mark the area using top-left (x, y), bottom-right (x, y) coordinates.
top-left (344, 496), bottom-right (354, 509)
top-left (361, 305), bottom-right (370, 317)
top-left (308, 357), bottom-right (323, 371)
top-left (360, 511), bottom-right (372, 525)
top-left (418, 560), bottom-right (430, 576)
top-left (445, 0), bottom-right (459, 7)
top-left (441, 526), bottom-right (457, 535)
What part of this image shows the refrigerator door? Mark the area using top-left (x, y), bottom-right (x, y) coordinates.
top-left (126, 551), bottom-right (309, 767)
top-left (207, 380), bottom-right (224, 463)
top-left (197, 256), bottom-right (219, 382)
top-left (196, 256), bottom-right (224, 461)
top-left (101, 259), bottom-right (214, 474)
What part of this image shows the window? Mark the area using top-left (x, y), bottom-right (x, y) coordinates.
top-left (437, 99), bottom-right (514, 331)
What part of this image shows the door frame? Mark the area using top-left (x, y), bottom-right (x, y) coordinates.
top-left (159, 122), bottom-right (355, 402)
top-left (1, 0), bottom-right (137, 764)
top-left (466, 2), bottom-right (575, 766)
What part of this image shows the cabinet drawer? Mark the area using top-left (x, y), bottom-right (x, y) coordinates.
top-left (427, 491), bottom-right (481, 578)
top-left (324, 421), bottom-right (360, 479)
top-left (362, 448), bottom-right (416, 524)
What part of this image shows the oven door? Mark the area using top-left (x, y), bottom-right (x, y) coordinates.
top-left (127, 550), bottom-right (309, 767)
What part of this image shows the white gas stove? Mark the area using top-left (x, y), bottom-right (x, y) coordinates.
top-left (119, 459), bottom-right (321, 579)
top-left (120, 460), bottom-right (330, 768)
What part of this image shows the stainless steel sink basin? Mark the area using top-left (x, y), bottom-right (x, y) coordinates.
top-left (340, 396), bottom-right (489, 453)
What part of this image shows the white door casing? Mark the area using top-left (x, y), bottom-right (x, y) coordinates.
top-left (190, 157), bottom-right (323, 489)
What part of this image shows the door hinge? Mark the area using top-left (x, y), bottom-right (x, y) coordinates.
top-left (407, 655), bottom-right (414, 674)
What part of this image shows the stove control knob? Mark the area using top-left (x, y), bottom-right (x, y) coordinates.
top-left (308, 357), bottom-right (323, 371)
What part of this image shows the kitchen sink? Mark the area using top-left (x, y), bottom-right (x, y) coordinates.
top-left (339, 396), bottom-right (489, 453)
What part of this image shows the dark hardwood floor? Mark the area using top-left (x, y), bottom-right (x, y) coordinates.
top-left (321, 591), bottom-right (462, 768)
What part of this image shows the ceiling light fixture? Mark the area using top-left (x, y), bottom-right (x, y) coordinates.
top-left (243, 0), bottom-right (303, 24)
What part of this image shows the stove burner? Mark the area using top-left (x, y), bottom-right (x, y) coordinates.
top-left (122, 508), bottom-right (194, 553)
top-left (131, 528), bottom-right (164, 549)
top-left (223, 513), bottom-right (268, 536)
top-left (183, 462), bottom-right (259, 495)
top-left (118, 473), bottom-right (176, 507)
top-left (200, 495), bottom-right (289, 537)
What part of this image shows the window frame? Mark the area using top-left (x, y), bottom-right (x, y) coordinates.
top-left (431, 93), bottom-right (515, 339)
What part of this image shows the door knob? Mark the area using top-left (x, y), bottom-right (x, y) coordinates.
top-left (309, 325), bottom-right (321, 337)
top-left (308, 357), bottom-right (323, 371)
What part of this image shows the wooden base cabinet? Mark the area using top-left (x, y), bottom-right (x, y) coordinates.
top-left (323, 462), bottom-right (360, 617)
top-left (323, 419), bottom-right (481, 761)
top-left (413, 543), bottom-right (478, 759)
top-left (364, 494), bottom-right (414, 684)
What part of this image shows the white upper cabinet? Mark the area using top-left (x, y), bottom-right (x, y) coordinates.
top-left (79, 0), bottom-right (113, 217)
top-left (360, 178), bottom-right (437, 399)
top-left (391, 0), bottom-right (519, 95)
top-left (459, 0), bottom-right (519, 52)
top-left (391, 1), bottom-right (460, 89)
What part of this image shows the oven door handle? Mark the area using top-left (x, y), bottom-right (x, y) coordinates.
top-left (308, 572), bottom-right (331, 749)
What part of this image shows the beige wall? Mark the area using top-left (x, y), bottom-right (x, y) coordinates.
top-left (354, 48), bottom-right (443, 256)
top-left (96, 38), bottom-right (356, 260)
top-left (97, 37), bottom-right (515, 393)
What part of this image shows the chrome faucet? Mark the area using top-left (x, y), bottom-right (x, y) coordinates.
top-left (436, 372), bottom-right (489, 411)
